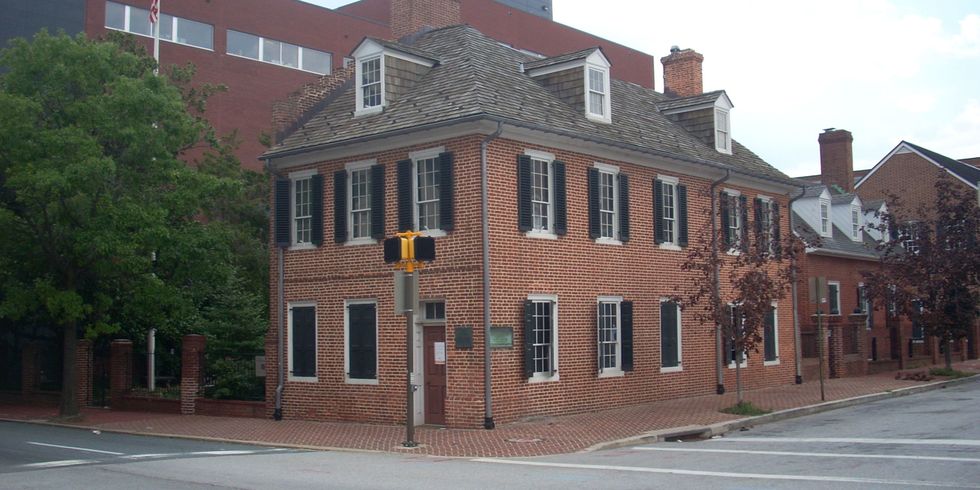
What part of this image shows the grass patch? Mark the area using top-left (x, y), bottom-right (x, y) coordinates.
top-left (929, 367), bottom-right (973, 379)
top-left (720, 401), bottom-right (771, 416)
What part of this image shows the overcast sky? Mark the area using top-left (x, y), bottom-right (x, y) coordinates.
top-left (305, 0), bottom-right (980, 178)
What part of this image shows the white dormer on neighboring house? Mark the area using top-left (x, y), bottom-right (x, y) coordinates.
top-left (523, 47), bottom-right (612, 124)
top-left (657, 90), bottom-right (734, 156)
top-left (351, 38), bottom-right (438, 117)
top-left (863, 200), bottom-right (888, 242)
top-left (831, 194), bottom-right (863, 242)
top-left (792, 186), bottom-right (833, 239)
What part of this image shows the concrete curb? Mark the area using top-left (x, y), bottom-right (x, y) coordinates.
top-left (588, 374), bottom-right (979, 452)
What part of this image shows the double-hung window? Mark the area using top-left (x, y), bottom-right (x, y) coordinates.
top-left (334, 162), bottom-right (383, 244)
top-left (754, 197), bottom-right (781, 256)
top-left (827, 281), bottom-right (841, 315)
top-left (349, 166), bottom-right (371, 240)
top-left (655, 176), bottom-right (688, 248)
top-left (726, 305), bottom-right (747, 367)
top-left (597, 297), bottom-right (630, 376)
top-left (902, 222), bottom-right (920, 254)
top-left (289, 170), bottom-right (322, 247)
top-left (588, 163), bottom-right (628, 243)
top-left (660, 300), bottom-right (681, 371)
top-left (518, 151), bottom-right (566, 238)
top-left (763, 305), bottom-right (778, 364)
top-left (820, 199), bottom-right (831, 236)
top-left (715, 108), bottom-right (731, 153)
top-left (345, 300), bottom-right (378, 384)
top-left (396, 149), bottom-right (454, 235)
top-left (586, 67), bottom-right (608, 120)
top-left (721, 190), bottom-right (747, 251)
top-left (851, 205), bottom-right (861, 239)
top-left (524, 295), bottom-right (558, 381)
top-left (359, 56), bottom-right (383, 112)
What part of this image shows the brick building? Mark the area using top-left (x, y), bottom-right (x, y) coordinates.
top-left (262, 25), bottom-right (800, 428)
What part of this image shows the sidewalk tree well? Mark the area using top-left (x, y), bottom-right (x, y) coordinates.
top-left (0, 31), bottom-right (266, 416)
top-left (861, 174), bottom-right (980, 370)
top-left (678, 193), bottom-right (805, 404)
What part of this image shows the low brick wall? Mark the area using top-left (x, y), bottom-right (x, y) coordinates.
top-left (116, 394), bottom-right (180, 414)
top-left (195, 398), bottom-right (266, 418)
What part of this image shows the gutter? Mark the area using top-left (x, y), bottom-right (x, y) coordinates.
top-left (481, 122), bottom-right (503, 430)
top-left (265, 160), bottom-right (286, 421)
top-left (709, 169), bottom-right (731, 395)
top-left (787, 186), bottom-right (807, 385)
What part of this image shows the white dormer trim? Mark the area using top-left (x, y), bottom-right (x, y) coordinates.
top-left (351, 38), bottom-right (437, 118)
top-left (714, 96), bottom-right (733, 155)
top-left (584, 50), bottom-right (611, 124)
top-left (819, 197), bottom-right (831, 238)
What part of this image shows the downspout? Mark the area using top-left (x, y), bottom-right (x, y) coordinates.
top-left (481, 122), bottom-right (503, 430)
top-left (710, 169), bottom-right (731, 395)
top-left (788, 186), bottom-right (807, 384)
top-left (266, 159), bottom-right (286, 421)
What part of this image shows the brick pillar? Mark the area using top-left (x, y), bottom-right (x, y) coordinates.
top-left (21, 342), bottom-right (38, 395)
top-left (76, 339), bottom-right (92, 408)
top-left (180, 334), bottom-right (206, 415)
top-left (828, 323), bottom-right (844, 378)
top-left (109, 339), bottom-right (133, 408)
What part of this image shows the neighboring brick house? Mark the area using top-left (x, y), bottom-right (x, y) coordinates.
top-left (262, 25), bottom-right (800, 428)
top-left (855, 140), bottom-right (980, 360)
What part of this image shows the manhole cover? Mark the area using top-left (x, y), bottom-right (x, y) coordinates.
top-left (506, 437), bottom-right (543, 443)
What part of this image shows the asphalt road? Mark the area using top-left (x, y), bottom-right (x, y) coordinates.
top-left (2, 379), bottom-right (978, 489)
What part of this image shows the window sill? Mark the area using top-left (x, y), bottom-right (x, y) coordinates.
top-left (525, 230), bottom-right (558, 240)
top-left (585, 112), bottom-right (611, 124)
top-left (528, 372), bottom-right (559, 383)
top-left (345, 238), bottom-right (377, 246)
top-left (345, 377), bottom-right (379, 385)
top-left (420, 229), bottom-right (447, 238)
top-left (727, 362), bottom-right (748, 369)
top-left (764, 359), bottom-right (780, 367)
top-left (594, 237), bottom-right (622, 246)
top-left (726, 249), bottom-right (742, 257)
top-left (288, 375), bottom-right (317, 383)
top-left (660, 365), bottom-right (683, 373)
top-left (354, 106), bottom-right (384, 118)
top-left (598, 369), bottom-right (624, 378)
top-left (289, 243), bottom-right (317, 252)
top-left (659, 243), bottom-right (682, 251)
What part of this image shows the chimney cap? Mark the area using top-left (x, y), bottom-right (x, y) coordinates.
top-left (670, 45), bottom-right (680, 53)
top-left (823, 127), bottom-right (836, 133)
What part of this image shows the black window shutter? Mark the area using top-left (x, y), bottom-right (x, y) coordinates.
top-left (438, 152), bottom-right (454, 232)
top-left (587, 168), bottom-right (600, 239)
top-left (370, 164), bottom-right (385, 239)
top-left (348, 303), bottom-right (377, 379)
top-left (678, 184), bottom-right (689, 247)
top-left (291, 306), bottom-right (316, 377)
top-left (274, 179), bottom-right (291, 247)
top-left (654, 179), bottom-right (665, 243)
top-left (720, 191), bottom-right (731, 247)
top-left (618, 173), bottom-right (629, 242)
top-left (739, 195), bottom-right (749, 252)
top-left (764, 308), bottom-right (776, 362)
top-left (334, 170), bottom-right (347, 243)
top-left (397, 159), bottom-right (413, 231)
top-left (754, 197), bottom-right (764, 239)
top-left (523, 300), bottom-right (534, 378)
top-left (661, 302), bottom-right (677, 368)
top-left (311, 174), bottom-right (324, 246)
top-left (517, 155), bottom-right (532, 232)
top-left (772, 201), bottom-right (782, 259)
top-left (621, 301), bottom-right (634, 372)
top-left (553, 160), bottom-right (567, 235)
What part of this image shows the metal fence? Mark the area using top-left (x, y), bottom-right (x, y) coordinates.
top-left (200, 352), bottom-right (265, 401)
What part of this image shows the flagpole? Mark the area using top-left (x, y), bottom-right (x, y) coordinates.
top-left (152, 0), bottom-right (161, 76)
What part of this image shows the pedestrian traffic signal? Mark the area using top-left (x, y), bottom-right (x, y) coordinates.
top-left (413, 236), bottom-right (435, 262)
top-left (383, 232), bottom-right (436, 266)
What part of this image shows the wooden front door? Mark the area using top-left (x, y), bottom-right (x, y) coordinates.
top-left (423, 325), bottom-right (447, 425)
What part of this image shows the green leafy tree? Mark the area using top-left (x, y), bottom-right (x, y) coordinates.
top-left (0, 31), bottom-right (265, 416)
top-left (862, 174), bottom-right (980, 369)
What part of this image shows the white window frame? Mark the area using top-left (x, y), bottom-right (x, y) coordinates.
top-left (528, 293), bottom-right (559, 382)
top-left (594, 162), bottom-right (621, 245)
top-left (420, 300), bottom-right (446, 324)
top-left (657, 175), bottom-right (681, 249)
top-left (225, 29), bottom-right (331, 75)
top-left (764, 303), bottom-right (780, 366)
top-left (105, 1), bottom-right (213, 51)
top-left (727, 304), bottom-right (748, 368)
top-left (289, 169), bottom-right (317, 250)
top-left (851, 204), bottom-right (861, 240)
top-left (819, 198), bottom-right (831, 237)
top-left (355, 54), bottom-right (384, 116)
top-left (344, 299), bottom-right (379, 385)
top-left (902, 222), bottom-right (920, 254)
top-left (858, 282), bottom-right (872, 330)
top-left (715, 108), bottom-right (731, 154)
top-left (287, 301), bottom-right (317, 382)
top-left (525, 149), bottom-right (558, 240)
top-left (346, 159), bottom-right (376, 245)
top-left (597, 296), bottom-right (623, 377)
top-left (827, 281), bottom-right (841, 315)
top-left (660, 298), bottom-right (683, 373)
top-left (410, 147), bottom-right (446, 237)
top-left (585, 65), bottom-right (611, 123)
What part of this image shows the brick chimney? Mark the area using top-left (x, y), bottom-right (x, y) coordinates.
top-left (818, 128), bottom-right (855, 193)
top-left (660, 46), bottom-right (703, 98)
top-left (272, 65), bottom-right (355, 144)
top-left (391, 0), bottom-right (461, 40)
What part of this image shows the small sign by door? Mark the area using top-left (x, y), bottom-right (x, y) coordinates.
top-left (434, 342), bottom-right (446, 364)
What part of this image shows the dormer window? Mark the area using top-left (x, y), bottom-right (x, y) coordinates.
top-left (851, 205), bottom-right (861, 239)
top-left (586, 66), bottom-right (610, 122)
top-left (820, 198), bottom-right (831, 237)
top-left (351, 38), bottom-right (437, 118)
top-left (715, 108), bottom-right (731, 153)
top-left (360, 57), bottom-right (382, 110)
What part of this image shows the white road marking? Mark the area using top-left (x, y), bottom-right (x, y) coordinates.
top-left (120, 453), bottom-right (180, 459)
top-left (471, 458), bottom-right (979, 488)
top-left (21, 459), bottom-right (94, 469)
top-left (635, 446), bottom-right (980, 463)
top-left (188, 450), bottom-right (257, 456)
top-left (712, 437), bottom-right (980, 447)
top-left (27, 441), bottom-right (124, 455)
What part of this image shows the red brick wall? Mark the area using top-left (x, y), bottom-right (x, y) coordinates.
top-left (180, 334), bottom-right (206, 415)
top-left (857, 152), bottom-right (972, 222)
top-left (76, 340), bottom-right (93, 407)
top-left (266, 134), bottom-right (798, 427)
top-left (660, 48), bottom-right (703, 98)
top-left (818, 129), bottom-right (854, 193)
top-left (391, 0), bottom-right (461, 39)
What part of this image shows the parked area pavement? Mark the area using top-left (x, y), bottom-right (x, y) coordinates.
top-left (2, 360), bottom-right (978, 459)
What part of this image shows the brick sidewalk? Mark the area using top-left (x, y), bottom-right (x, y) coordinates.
top-left (2, 360), bottom-right (978, 458)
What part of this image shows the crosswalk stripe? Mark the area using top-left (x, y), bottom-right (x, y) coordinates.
top-left (711, 437), bottom-right (980, 447)
top-left (21, 459), bottom-right (94, 469)
top-left (635, 446), bottom-right (980, 463)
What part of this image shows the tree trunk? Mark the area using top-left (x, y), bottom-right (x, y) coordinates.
top-left (735, 351), bottom-right (743, 404)
top-left (944, 337), bottom-right (953, 370)
top-left (59, 322), bottom-right (79, 418)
